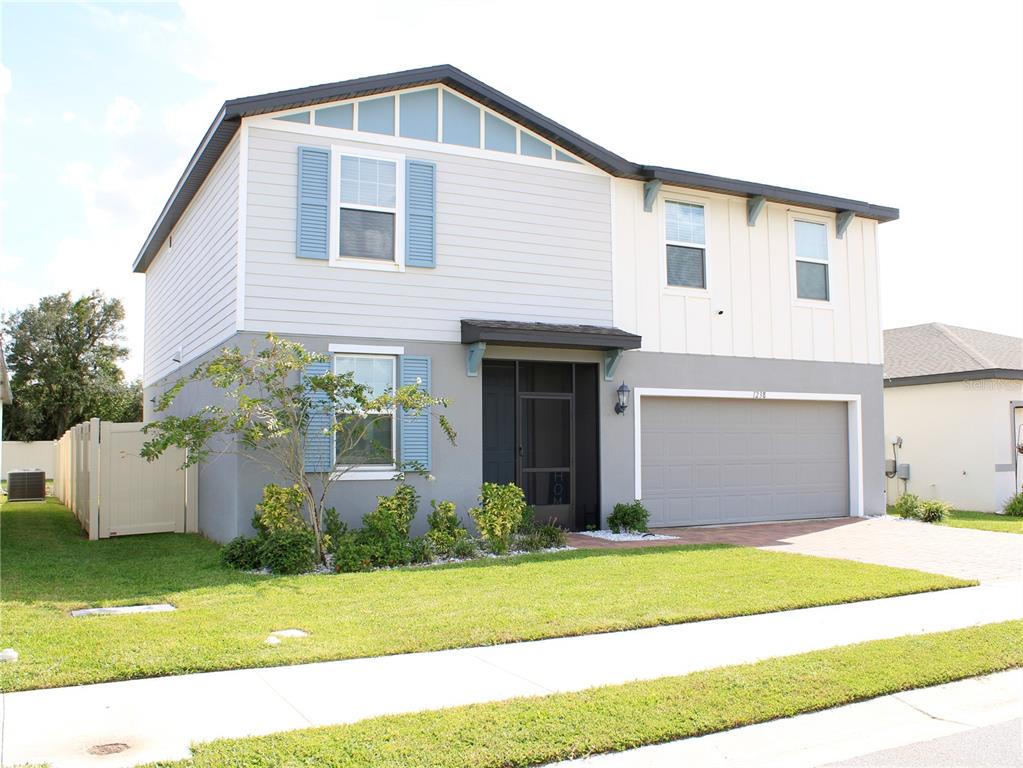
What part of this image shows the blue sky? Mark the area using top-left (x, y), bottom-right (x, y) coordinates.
top-left (2, 0), bottom-right (1021, 379)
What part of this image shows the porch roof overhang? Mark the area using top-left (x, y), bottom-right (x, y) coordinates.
top-left (460, 319), bottom-right (642, 351)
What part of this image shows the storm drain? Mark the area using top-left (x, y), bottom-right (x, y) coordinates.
top-left (87, 743), bottom-right (130, 755)
top-left (71, 603), bottom-right (176, 617)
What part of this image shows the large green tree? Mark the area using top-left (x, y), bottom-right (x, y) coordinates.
top-left (2, 291), bottom-right (142, 440)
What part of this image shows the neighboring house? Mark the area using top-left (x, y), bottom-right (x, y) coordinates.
top-left (883, 323), bottom-right (1023, 512)
top-left (137, 65), bottom-right (899, 542)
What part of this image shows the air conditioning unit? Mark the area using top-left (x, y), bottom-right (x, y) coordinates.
top-left (7, 470), bottom-right (46, 502)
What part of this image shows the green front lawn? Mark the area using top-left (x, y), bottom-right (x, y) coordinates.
top-left (151, 620), bottom-right (1023, 768)
top-left (1, 499), bottom-right (971, 692)
top-left (889, 508), bottom-right (1023, 534)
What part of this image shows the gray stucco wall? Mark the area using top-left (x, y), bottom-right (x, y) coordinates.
top-left (145, 333), bottom-right (884, 542)
top-left (601, 351), bottom-right (886, 518)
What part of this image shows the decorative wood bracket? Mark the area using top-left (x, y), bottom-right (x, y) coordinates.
top-left (747, 195), bottom-right (766, 226)
top-left (836, 210), bottom-right (855, 239)
top-left (465, 341), bottom-right (486, 377)
top-left (603, 348), bottom-right (624, 381)
top-left (642, 180), bottom-right (662, 212)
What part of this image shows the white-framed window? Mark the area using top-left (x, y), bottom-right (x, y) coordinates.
top-left (329, 148), bottom-right (405, 271)
top-left (664, 200), bottom-right (707, 289)
top-left (793, 219), bottom-right (830, 301)
top-left (332, 353), bottom-right (397, 471)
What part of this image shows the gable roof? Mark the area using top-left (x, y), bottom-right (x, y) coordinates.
top-left (134, 64), bottom-right (900, 273)
top-left (884, 323), bottom-right (1023, 385)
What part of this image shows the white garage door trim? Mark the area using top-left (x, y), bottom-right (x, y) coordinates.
top-left (633, 388), bottom-right (864, 518)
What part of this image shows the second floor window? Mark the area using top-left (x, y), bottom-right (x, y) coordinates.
top-left (665, 201), bottom-right (706, 289)
top-left (339, 156), bottom-right (397, 261)
top-left (794, 220), bottom-right (829, 301)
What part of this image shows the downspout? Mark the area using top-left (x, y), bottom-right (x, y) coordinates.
top-left (1011, 401), bottom-right (1023, 497)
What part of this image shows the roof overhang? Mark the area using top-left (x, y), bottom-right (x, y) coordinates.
top-left (461, 319), bottom-right (641, 351)
top-left (884, 368), bottom-right (1023, 387)
top-left (134, 64), bottom-right (901, 274)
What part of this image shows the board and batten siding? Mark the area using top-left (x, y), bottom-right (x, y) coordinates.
top-left (243, 126), bottom-right (613, 340)
top-left (144, 135), bottom-right (240, 385)
top-left (612, 179), bottom-right (883, 365)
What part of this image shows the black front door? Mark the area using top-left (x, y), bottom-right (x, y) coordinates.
top-left (481, 360), bottom-right (599, 531)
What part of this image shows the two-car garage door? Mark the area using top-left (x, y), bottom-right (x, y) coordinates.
top-left (640, 397), bottom-right (850, 527)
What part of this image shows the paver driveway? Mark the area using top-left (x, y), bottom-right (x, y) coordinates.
top-left (569, 516), bottom-right (1023, 582)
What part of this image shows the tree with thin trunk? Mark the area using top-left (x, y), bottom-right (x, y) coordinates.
top-left (140, 334), bottom-right (455, 559)
top-left (1, 291), bottom-right (140, 440)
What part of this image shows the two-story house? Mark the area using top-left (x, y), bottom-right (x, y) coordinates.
top-left (137, 65), bottom-right (898, 542)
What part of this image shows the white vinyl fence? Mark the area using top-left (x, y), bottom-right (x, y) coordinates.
top-left (2, 440), bottom-right (57, 478)
top-left (54, 419), bottom-right (197, 540)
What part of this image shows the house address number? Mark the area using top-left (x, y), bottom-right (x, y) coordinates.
top-left (752, 390), bottom-right (767, 399)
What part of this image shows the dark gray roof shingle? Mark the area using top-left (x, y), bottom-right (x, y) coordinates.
top-left (884, 323), bottom-right (1023, 380)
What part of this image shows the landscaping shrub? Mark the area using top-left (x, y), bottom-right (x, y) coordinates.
top-left (450, 536), bottom-right (478, 559)
top-left (469, 482), bottom-right (526, 554)
top-left (257, 526), bottom-right (317, 574)
top-left (253, 483), bottom-right (307, 534)
top-left (608, 500), bottom-right (650, 533)
top-left (409, 537), bottom-right (434, 564)
top-left (917, 499), bottom-right (950, 524)
top-left (892, 493), bottom-right (922, 519)
top-left (220, 484), bottom-right (317, 574)
top-left (332, 531), bottom-right (374, 573)
top-left (515, 520), bottom-right (567, 551)
top-left (220, 536), bottom-right (262, 570)
top-left (426, 500), bottom-right (470, 557)
top-left (1004, 492), bottom-right (1023, 517)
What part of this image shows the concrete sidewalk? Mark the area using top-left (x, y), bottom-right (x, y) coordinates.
top-left (546, 669), bottom-right (1023, 767)
top-left (3, 579), bottom-right (1021, 768)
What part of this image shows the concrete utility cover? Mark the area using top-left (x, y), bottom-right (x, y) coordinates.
top-left (70, 603), bottom-right (176, 617)
top-left (270, 629), bottom-right (309, 638)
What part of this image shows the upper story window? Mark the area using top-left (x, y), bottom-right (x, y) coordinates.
top-left (339, 155), bottom-right (398, 262)
top-left (333, 353), bottom-right (396, 468)
top-left (794, 220), bottom-right (829, 301)
top-left (665, 200), bottom-right (706, 289)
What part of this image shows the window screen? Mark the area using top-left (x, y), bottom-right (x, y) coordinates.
top-left (667, 246), bottom-right (706, 289)
top-left (339, 209), bottom-right (394, 261)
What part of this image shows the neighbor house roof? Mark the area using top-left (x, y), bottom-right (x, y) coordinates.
top-left (134, 65), bottom-right (900, 273)
top-left (884, 323), bottom-right (1023, 386)
top-left (0, 342), bottom-right (12, 405)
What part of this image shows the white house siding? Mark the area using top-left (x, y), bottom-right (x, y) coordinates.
top-left (243, 125), bottom-right (613, 341)
top-left (143, 135), bottom-right (240, 386)
top-left (883, 380), bottom-right (1023, 512)
top-left (612, 179), bottom-right (883, 365)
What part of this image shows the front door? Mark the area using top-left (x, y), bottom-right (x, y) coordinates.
top-left (481, 360), bottom-right (599, 531)
top-left (520, 394), bottom-right (573, 528)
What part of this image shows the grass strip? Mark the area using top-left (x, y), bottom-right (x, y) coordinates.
top-left (150, 620), bottom-right (1023, 767)
top-left (2, 499), bottom-right (972, 692)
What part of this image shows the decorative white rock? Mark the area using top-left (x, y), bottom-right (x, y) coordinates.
top-left (575, 530), bottom-right (679, 542)
top-left (0, 648), bottom-right (18, 662)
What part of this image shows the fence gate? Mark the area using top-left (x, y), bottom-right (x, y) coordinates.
top-left (55, 419), bottom-right (197, 540)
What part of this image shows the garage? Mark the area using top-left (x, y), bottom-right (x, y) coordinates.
top-left (639, 396), bottom-right (851, 527)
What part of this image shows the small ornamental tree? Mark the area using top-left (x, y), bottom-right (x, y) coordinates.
top-left (140, 334), bottom-right (456, 559)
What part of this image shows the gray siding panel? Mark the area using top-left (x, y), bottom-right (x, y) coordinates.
top-left (144, 135), bottom-right (239, 385)
top-left (244, 127), bottom-right (613, 341)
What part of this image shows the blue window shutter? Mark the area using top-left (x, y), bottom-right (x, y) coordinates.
top-left (405, 160), bottom-right (436, 267)
top-left (399, 355), bottom-right (432, 471)
top-left (303, 361), bottom-right (333, 473)
top-left (297, 147), bottom-right (330, 260)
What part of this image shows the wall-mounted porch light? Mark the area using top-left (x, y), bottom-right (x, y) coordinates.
top-left (614, 382), bottom-right (631, 415)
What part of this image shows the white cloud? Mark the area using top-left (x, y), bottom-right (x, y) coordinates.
top-left (62, 110), bottom-right (77, 122)
top-left (104, 96), bottom-right (141, 136)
